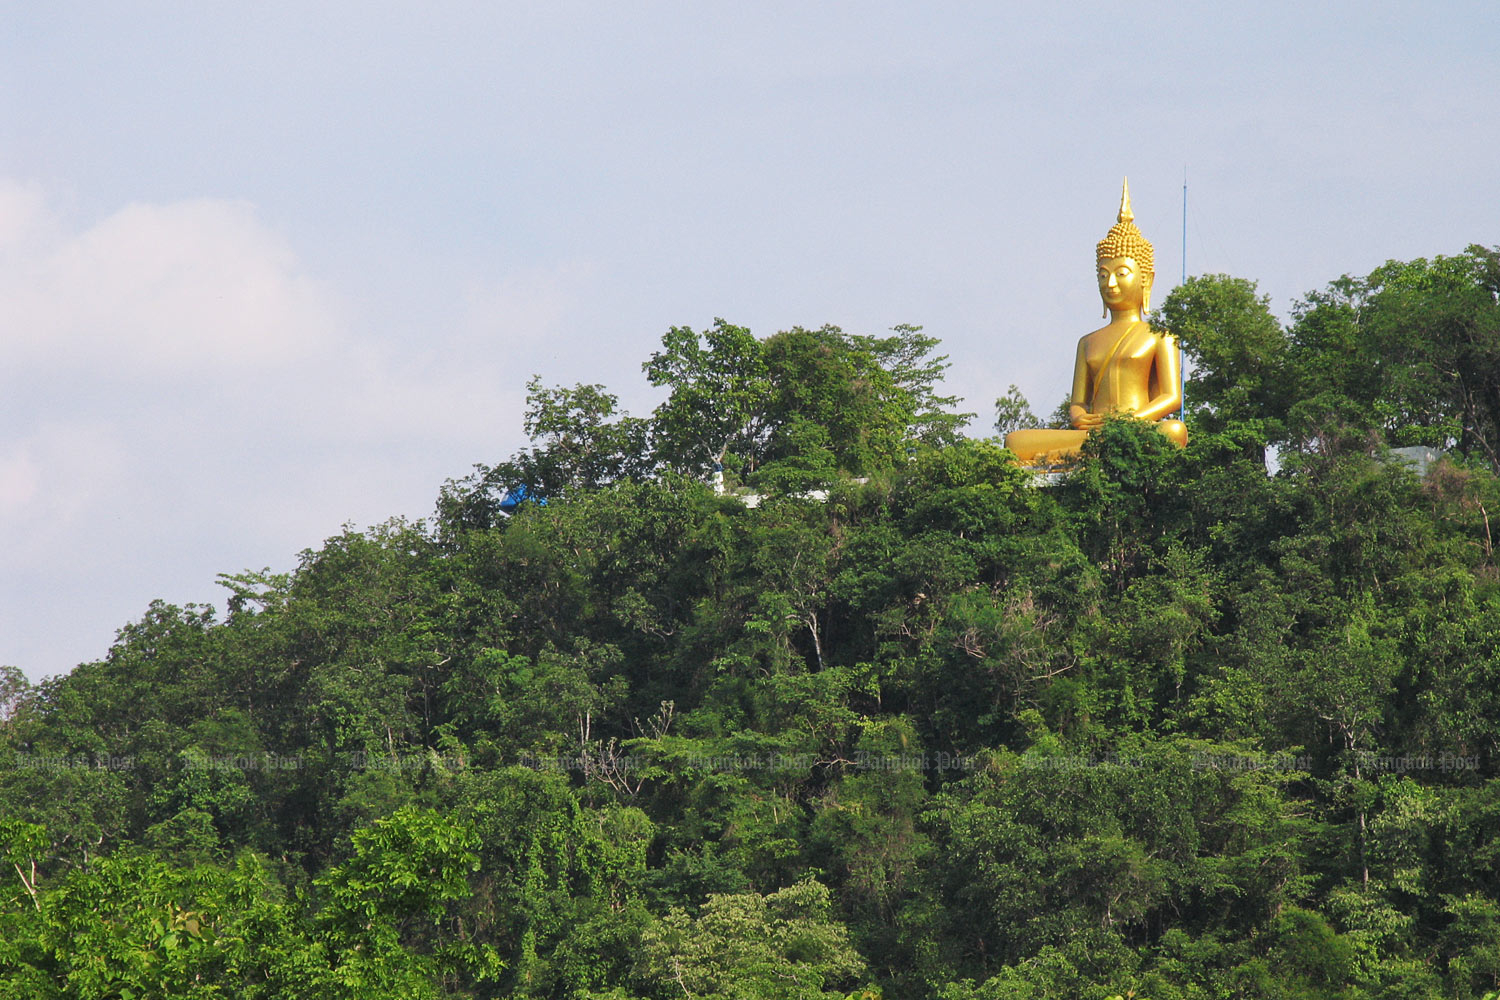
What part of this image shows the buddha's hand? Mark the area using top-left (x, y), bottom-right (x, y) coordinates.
top-left (1070, 406), bottom-right (1104, 430)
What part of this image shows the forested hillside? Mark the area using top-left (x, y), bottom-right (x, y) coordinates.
top-left (3, 246), bottom-right (1500, 999)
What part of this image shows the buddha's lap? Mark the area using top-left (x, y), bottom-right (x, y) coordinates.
top-left (1005, 419), bottom-right (1187, 460)
top-left (1004, 428), bottom-right (1089, 451)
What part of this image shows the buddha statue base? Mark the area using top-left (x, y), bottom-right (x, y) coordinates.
top-left (1005, 418), bottom-right (1187, 468)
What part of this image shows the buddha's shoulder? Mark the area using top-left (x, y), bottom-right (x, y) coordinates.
top-left (1079, 322), bottom-right (1134, 345)
top-left (1082, 320), bottom-right (1162, 344)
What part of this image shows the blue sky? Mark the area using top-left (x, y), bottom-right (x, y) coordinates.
top-left (3, 1), bottom-right (1498, 680)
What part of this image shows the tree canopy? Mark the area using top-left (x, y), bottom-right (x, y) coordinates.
top-left (5, 249), bottom-right (1500, 999)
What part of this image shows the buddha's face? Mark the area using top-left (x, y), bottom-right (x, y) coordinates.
top-left (1097, 255), bottom-right (1148, 312)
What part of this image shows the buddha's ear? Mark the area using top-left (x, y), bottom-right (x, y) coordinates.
top-left (1142, 274), bottom-right (1153, 316)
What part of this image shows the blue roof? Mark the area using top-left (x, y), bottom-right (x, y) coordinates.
top-left (498, 483), bottom-right (547, 512)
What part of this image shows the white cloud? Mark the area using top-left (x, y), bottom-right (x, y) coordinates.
top-left (1, 189), bottom-right (344, 376)
top-left (0, 183), bottom-right (543, 680)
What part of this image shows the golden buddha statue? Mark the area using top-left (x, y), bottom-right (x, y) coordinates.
top-left (1004, 180), bottom-right (1187, 465)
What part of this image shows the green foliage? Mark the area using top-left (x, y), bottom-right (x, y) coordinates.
top-left (645, 318), bottom-right (773, 473)
top-left (448, 766), bottom-right (653, 998)
top-left (1156, 273), bottom-right (1288, 437)
top-left (0, 810), bottom-right (498, 1000)
top-left (510, 377), bottom-right (653, 496)
top-left (439, 377), bottom-right (652, 528)
top-left (7, 248), bottom-right (1500, 997)
top-left (1287, 246), bottom-right (1500, 464)
top-left (632, 879), bottom-right (867, 1000)
top-left (1161, 247), bottom-right (1500, 473)
top-left (993, 384), bottom-right (1039, 438)
top-left (644, 319), bottom-right (968, 482)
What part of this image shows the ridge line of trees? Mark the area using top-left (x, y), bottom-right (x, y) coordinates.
top-left (2, 244), bottom-right (1500, 999)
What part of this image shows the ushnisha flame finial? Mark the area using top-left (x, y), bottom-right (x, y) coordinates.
top-left (1118, 176), bottom-right (1134, 223)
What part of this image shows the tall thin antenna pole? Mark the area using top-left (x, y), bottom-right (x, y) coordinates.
top-left (1180, 167), bottom-right (1187, 419)
top-left (1181, 168), bottom-right (1187, 285)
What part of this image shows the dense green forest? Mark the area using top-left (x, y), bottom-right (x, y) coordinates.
top-left (4, 246), bottom-right (1500, 999)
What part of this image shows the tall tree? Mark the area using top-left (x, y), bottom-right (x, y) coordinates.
top-left (1156, 273), bottom-right (1289, 438)
top-left (644, 319), bottom-right (772, 475)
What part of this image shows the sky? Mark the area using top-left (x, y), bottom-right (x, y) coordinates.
top-left (3, 1), bottom-right (1498, 681)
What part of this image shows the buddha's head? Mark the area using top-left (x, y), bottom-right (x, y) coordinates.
top-left (1096, 179), bottom-right (1154, 316)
